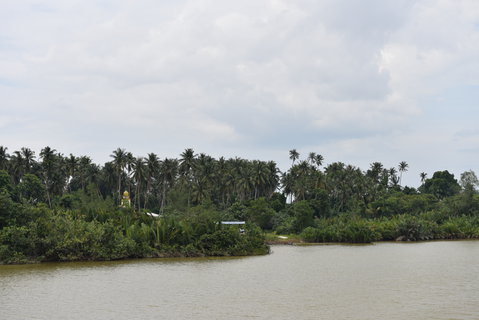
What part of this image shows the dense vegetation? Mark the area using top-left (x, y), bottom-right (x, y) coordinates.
top-left (0, 146), bottom-right (478, 264)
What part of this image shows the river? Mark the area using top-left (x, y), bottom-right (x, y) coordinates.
top-left (0, 241), bottom-right (478, 320)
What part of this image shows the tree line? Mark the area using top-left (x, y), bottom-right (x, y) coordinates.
top-left (0, 146), bottom-right (281, 211)
top-left (3, 145), bottom-right (472, 212)
top-left (1, 145), bottom-right (478, 263)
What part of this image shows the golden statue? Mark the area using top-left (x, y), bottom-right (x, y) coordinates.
top-left (121, 190), bottom-right (131, 207)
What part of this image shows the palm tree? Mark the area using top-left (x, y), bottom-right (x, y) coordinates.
top-left (100, 162), bottom-right (117, 197)
top-left (314, 154), bottom-right (324, 168)
top-left (236, 166), bottom-right (253, 202)
top-left (77, 156), bottom-right (92, 191)
top-left (388, 167), bottom-right (399, 188)
top-left (0, 146), bottom-right (8, 170)
top-left (85, 163), bottom-right (102, 197)
top-left (40, 146), bottom-right (57, 207)
top-left (251, 160), bottom-right (268, 199)
top-left (213, 156), bottom-right (228, 207)
top-left (398, 161), bottom-right (409, 186)
top-left (368, 162), bottom-right (383, 180)
top-left (132, 157), bottom-right (146, 210)
top-left (125, 152), bottom-right (135, 194)
top-left (159, 158), bottom-right (178, 211)
top-left (179, 148), bottom-right (195, 207)
top-left (110, 148), bottom-right (128, 203)
top-left (281, 171), bottom-right (293, 202)
top-left (144, 153), bottom-right (159, 209)
top-left (294, 160), bottom-right (310, 200)
top-left (266, 161), bottom-right (280, 197)
top-left (289, 149), bottom-right (299, 167)
top-left (65, 154), bottom-right (78, 191)
top-left (9, 151), bottom-right (24, 184)
top-left (420, 172), bottom-right (427, 184)
top-left (192, 153), bottom-right (215, 204)
top-left (20, 147), bottom-right (35, 174)
top-left (308, 152), bottom-right (316, 165)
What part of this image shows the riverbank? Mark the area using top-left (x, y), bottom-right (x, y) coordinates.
top-left (265, 210), bottom-right (479, 245)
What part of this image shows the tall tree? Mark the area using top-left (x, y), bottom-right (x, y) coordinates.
top-left (20, 147), bottom-right (36, 174)
top-left (460, 170), bottom-right (478, 193)
top-left (110, 148), bottom-right (127, 203)
top-left (179, 148), bottom-right (195, 207)
top-left (0, 146), bottom-right (8, 171)
top-left (314, 154), bottom-right (324, 168)
top-left (423, 170), bottom-right (460, 199)
top-left (308, 152), bottom-right (316, 165)
top-left (144, 153), bottom-right (159, 209)
top-left (159, 158), bottom-right (178, 211)
top-left (420, 172), bottom-right (427, 185)
top-left (77, 156), bottom-right (92, 191)
top-left (398, 161), bottom-right (409, 187)
top-left (66, 154), bottom-right (78, 191)
top-left (266, 161), bottom-right (280, 198)
top-left (289, 149), bottom-right (299, 167)
top-left (40, 146), bottom-right (57, 207)
top-left (132, 157), bottom-right (146, 210)
top-left (9, 151), bottom-right (24, 184)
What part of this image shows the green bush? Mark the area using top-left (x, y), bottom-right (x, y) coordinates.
top-left (394, 215), bottom-right (438, 241)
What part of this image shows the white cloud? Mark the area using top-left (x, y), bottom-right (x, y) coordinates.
top-left (0, 0), bottom-right (478, 185)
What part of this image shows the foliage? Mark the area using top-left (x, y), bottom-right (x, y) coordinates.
top-left (421, 170), bottom-right (461, 199)
top-left (245, 197), bottom-right (275, 230)
top-left (299, 212), bottom-right (479, 243)
top-left (301, 216), bottom-right (380, 243)
top-left (1, 145), bottom-right (479, 263)
top-left (0, 204), bottom-right (267, 263)
top-left (16, 174), bottom-right (46, 205)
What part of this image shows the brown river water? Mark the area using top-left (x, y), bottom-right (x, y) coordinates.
top-left (0, 241), bottom-right (478, 320)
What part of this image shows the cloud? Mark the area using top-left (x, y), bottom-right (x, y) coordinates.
top-left (0, 0), bottom-right (478, 185)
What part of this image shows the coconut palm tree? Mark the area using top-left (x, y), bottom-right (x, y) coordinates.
top-left (125, 152), bottom-right (135, 194)
top-left (20, 147), bottom-right (35, 174)
top-left (398, 161), bottom-right (409, 186)
top-left (159, 158), bottom-right (178, 211)
top-left (40, 146), bottom-right (57, 207)
top-left (308, 152), bottom-right (316, 165)
top-left (77, 156), bottom-right (93, 191)
top-left (110, 148), bottom-right (127, 203)
top-left (368, 162), bottom-right (384, 181)
top-left (132, 157), bottom-right (146, 210)
top-left (100, 161), bottom-right (117, 197)
top-left (192, 153), bottom-right (215, 204)
top-left (266, 161), bottom-right (280, 197)
top-left (251, 160), bottom-right (268, 199)
top-left (9, 151), bottom-right (24, 184)
top-left (314, 154), bottom-right (324, 168)
top-left (420, 172), bottom-right (427, 185)
top-left (65, 154), bottom-right (78, 191)
top-left (289, 149), bottom-right (299, 167)
top-left (179, 148), bottom-right (195, 207)
top-left (388, 167), bottom-right (399, 188)
top-left (213, 156), bottom-right (229, 207)
top-left (144, 153), bottom-right (159, 209)
top-left (0, 146), bottom-right (8, 171)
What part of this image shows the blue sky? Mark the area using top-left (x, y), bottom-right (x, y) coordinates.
top-left (0, 0), bottom-right (478, 187)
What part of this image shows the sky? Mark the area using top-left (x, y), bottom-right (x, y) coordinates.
top-left (1, 0), bottom-right (478, 187)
